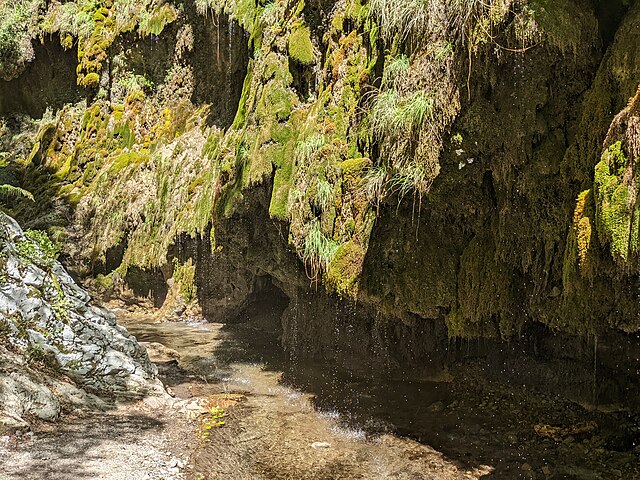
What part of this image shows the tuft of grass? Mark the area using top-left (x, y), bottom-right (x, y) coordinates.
top-left (315, 179), bottom-right (333, 212)
top-left (398, 91), bottom-right (433, 130)
top-left (371, 89), bottom-right (433, 139)
top-left (382, 54), bottom-right (409, 90)
top-left (303, 220), bottom-right (339, 281)
top-left (387, 162), bottom-right (434, 200)
top-left (368, 0), bottom-right (431, 44)
top-left (363, 165), bottom-right (387, 210)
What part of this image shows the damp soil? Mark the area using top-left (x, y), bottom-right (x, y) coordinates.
top-left (118, 308), bottom-right (639, 480)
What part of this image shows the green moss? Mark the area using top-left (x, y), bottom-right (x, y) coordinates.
top-left (288, 25), bottom-right (314, 65)
top-left (112, 121), bottom-right (135, 148)
top-left (340, 157), bottom-right (370, 180)
top-left (172, 258), bottom-right (196, 303)
top-left (95, 273), bottom-right (114, 291)
top-left (80, 71), bottom-right (100, 88)
top-left (326, 240), bottom-right (365, 297)
top-left (54, 155), bottom-right (73, 180)
top-left (529, 0), bottom-right (596, 53)
top-left (108, 149), bottom-right (150, 174)
top-left (574, 189), bottom-right (594, 271)
top-left (269, 143), bottom-right (296, 219)
top-left (138, 4), bottom-right (178, 36)
top-left (261, 85), bottom-right (294, 122)
top-left (594, 142), bottom-right (632, 262)
top-left (231, 62), bottom-right (254, 129)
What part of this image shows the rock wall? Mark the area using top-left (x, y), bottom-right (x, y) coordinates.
top-left (1, 0), bottom-right (640, 406)
top-left (0, 212), bottom-right (162, 432)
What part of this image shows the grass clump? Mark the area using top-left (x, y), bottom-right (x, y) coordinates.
top-left (381, 54), bottom-right (409, 90)
top-left (371, 90), bottom-right (433, 140)
top-left (368, 0), bottom-right (430, 45)
top-left (363, 165), bottom-right (387, 211)
top-left (315, 179), bottom-right (333, 212)
top-left (303, 220), bottom-right (340, 282)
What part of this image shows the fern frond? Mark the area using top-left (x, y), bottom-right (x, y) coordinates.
top-left (0, 184), bottom-right (34, 201)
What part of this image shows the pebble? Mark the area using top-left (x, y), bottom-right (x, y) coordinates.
top-left (311, 441), bottom-right (331, 449)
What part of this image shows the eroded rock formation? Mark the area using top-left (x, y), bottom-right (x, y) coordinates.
top-left (0, 213), bottom-right (162, 432)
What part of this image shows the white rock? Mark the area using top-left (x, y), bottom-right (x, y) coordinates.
top-left (0, 212), bottom-right (163, 430)
top-left (311, 441), bottom-right (331, 449)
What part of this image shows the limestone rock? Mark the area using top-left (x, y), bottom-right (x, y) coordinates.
top-left (0, 212), bottom-right (164, 430)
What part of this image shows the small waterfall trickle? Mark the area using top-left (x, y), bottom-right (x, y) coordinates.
top-left (592, 334), bottom-right (598, 405)
top-left (227, 19), bottom-right (234, 90)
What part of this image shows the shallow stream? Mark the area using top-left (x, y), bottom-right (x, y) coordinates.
top-left (120, 314), bottom-right (639, 480)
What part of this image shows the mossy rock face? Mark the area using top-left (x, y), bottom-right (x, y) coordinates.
top-left (593, 141), bottom-right (633, 262)
top-left (288, 25), bottom-right (314, 65)
top-left (269, 147), bottom-right (296, 220)
top-left (11, 0), bottom-right (640, 344)
top-left (340, 157), bottom-right (370, 181)
top-left (563, 188), bottom-right (596, 287)
top-left (326, 240), bottom-right (365, 297)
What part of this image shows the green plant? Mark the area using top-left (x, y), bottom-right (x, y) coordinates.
top-left (303, 220), bottom-right (339, 281)
top-left (0, 183), bottom-right (34, 201)
top-left (0, 0), bottom-right (43, 78)
top-left (138, 3), bottom-right (178, 36)
top-left (172, 258), bottom-right (197, 303)
top-left (363, 165), bottom-right (387, 210)
top-left (260, 1), bottom-right (277, 25)
top-left (16, 229), bottom-right (59, 268)
top-left (26, 341), bottom-right (64, 374)
top-left (315, 180), bottom-right (333, 212)
top-left (368, 0), bottom-right (430, 44)
top-left (296, 134), bottom-right (326, 158)
top-left (387, 162), bottom-right (432, 202)
top-left (200, 405), bottom-right (226, 441)
top-left (118, 73), bottom-right (153, 94)
top-left (381, 54), bottom-right (409, 90)
top-left (371, 89), bottom-right (433, 140)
